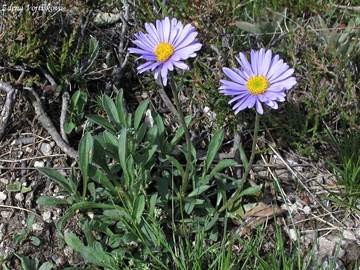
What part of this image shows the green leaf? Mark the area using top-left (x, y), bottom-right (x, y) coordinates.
top-left (38, 168), bottom-right (74, 194)
top-left (64, 121), bottom-right (76, 134)
top-left (64, 231), bottom-right (84, 251)
top-left (132, 195), bottom-right (145, 223)
top-left (136, 145), bottom-right (158, 166)
top-left (166, 154), bottom-right (184, 176)
top-left (204, 129), bottom-right (224, 172)
top-left (102, 95), bottom-right (121, 127)
top-left (30, 236), bottom-right (41, 246)
top-left (153, 112), bottom-right (165, 137)
top-left (238, 142), bottom-right (249, 168)
top-left (39, 262), bottom-right (55, 270)
top-left (208, 159), bottom-right (237, 180)
top-left (115, 89), bottom-right (128, 127)
top-left (239, 185), bottom-right (263, 197)
top-left (46, 53), bottom-right (59, 77)
top-left (188, 185), bottom-right (211, 197)
top-left (87, 115), bottom-right (116, 133)
top-left (70, 90), bottom-right (87, 113)
top-left (170, 115), bottom-right (192, 145)
top-left (102, 131), bottom-right (119, 160)
top-left (184, 199), bottom-right (205, 214)
top-left (149, 194), bottom-right (158, 217)
top-left (79, 132), bottom-right (93, 198)
top-left (57, 202), bottom-right (116, 230)
top-left (84, 35), bottom-right (99, 73)
top-left (146, 125), bottom-right (158, 144)
top-left (235, 21), bottom-right (262, 34)
top-left (20, 186), bottom-right (32, 193)
top-left (36, 196), bottom-right (69, 206)
top-left (135, 122), bottom-right (147, 144)
top-left (92, 139), bottom-right (109, 172)
top-left (6, 181), bottom-right (21, 192)
top-left (93, 170), bottom-right (117, 195)
top-left (14, 253), bottom-right (34, 270)
top-left (14, 230), bottom-right (28, 244)
top-left (118, 128), bottom-right (129, 185)
top-left (204, 213), bottom-right (219, 231)
top-left (134, 100), bottom-right (149, 130)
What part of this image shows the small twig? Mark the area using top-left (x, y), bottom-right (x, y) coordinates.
top-left (60, 91), bottom-right (70, 143)
top-left (0, 81), bottom-right (18, 140)
top-left (75, 10), bottom-right (92, 55)
top-left (292, 210), bottom-right (345, 225)
top-left (11, 137), bottom-right (36, 146)
top-left (15, 71), bottom-right (26, 84)
top-left (118, 0), bottom-right (130, 69)
top-left (23, 86), bottom-right (78, 160)
top-left (0, 204), bottom-right (42, 219)
top-left (0, 154), bottom-right (67, 163)
top-left (333, 4), bottom-right (360, 11)
top-left (41, 68), bottom-right (57, 86)
top-left (0, 166), bottom-right (78, 170)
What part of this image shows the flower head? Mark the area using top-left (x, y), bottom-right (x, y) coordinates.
top-left (219, 49), bottom-right (296, 114)
top-left (129, 17), bottom-right (202, 86)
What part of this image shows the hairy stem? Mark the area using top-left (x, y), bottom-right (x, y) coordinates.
top-left (169, 78), bottom-right (192, 196)
top-left (219, 112), bottom-right (260, 212)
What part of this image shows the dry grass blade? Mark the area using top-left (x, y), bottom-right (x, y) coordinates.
top-left (268, 144), bottom-right (344, 227)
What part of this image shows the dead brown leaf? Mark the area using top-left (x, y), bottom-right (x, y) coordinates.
top-left (234, 202), bottom-right (286, 237)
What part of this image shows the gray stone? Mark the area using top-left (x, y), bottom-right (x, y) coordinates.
top-left (1, 211), bottom-right (12, 219)
top-left (34, 161), bottom-right (45, 168)
top-left (40, 143), bottom-right (52, 156)
top-left (0, 178), bottom-right (9, 185)
top-left (32, 222), bottom-right (44, 232)
top-left (42, 211), bottom-right (52, 222)
top-left (14, 193), bottom-right (24, 202)
top-left (0, 192), bottom-right (7, 202)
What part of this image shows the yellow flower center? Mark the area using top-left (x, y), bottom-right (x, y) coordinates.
top-left (154, 42), bottom-right (175, 62)
top-left (246, 75), bottom-right (269, 95)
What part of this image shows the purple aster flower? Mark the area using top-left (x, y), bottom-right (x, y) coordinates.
top-left (128, 17), bottom-right (202, 86)
top-left (219, 48), bottom-right (297, 115)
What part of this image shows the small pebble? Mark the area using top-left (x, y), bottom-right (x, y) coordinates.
top-left (0, 192), bottom-right (7, 202)
top-left (17, 151), bottom-right (24, 158)
top-left (32, 222), bottom-right (44, 232)
top-left (288, 228), bottom-right (298, 241)
top-left (51, 255), bottom-right (64, 266)
top-left (40, 143), bottom-right (53, 156)
top-left (343, 230), bottom-right (357, 241)
top-left (87, 212), bottom-right (94, 219)
top-left (303, 206), bottom-right (311, 214)
top-left (34, 161), bottom-right (45, 168)
top-left (15, 193), bottom-right (24, 202)
top-left (0, 178), bottom-right (9, 185)
top-left (1, 211), bottom-right (12, 219)
top-left (63, 246), bottom-right (74, 264)
top-left (42, 211), bottom-right (52, 222)
top-left (50, 141), bottom-right (56, 148)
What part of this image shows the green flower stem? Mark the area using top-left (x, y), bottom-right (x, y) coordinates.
top-left (219, 112), bottom-right (260, 212)
top-left (169, 78), bottom-right (192, 196)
